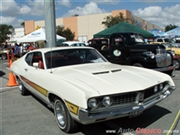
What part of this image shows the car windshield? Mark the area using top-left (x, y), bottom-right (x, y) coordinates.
top-left (44, 48), bottom-right (106, 69)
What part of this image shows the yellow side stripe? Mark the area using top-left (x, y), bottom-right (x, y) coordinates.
top-left (65, 100), bottom-right (79, 115)
top-left (20, 75), bottom-right (48, 97)
top-left (166, 110), bottom-right (180, 135)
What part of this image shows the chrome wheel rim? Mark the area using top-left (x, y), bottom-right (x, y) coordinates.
top-left (18, 80), bottom-right (22, 93)
top-left (174, 60), bottom-right (180, 69)
top-left (55, 101), bottom-right (66, 128)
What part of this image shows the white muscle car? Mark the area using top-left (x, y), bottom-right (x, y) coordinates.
top-left (11, 46), bottom-right (176, 133)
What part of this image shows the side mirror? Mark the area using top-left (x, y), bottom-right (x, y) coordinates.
top-left (33, 62), bottom-right (39, 68)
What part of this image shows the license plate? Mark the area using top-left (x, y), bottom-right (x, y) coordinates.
top-left (129, 111), bottom-right (143, 118)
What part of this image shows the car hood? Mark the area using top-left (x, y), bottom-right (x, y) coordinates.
top-left (167, 47), bottom-right (180, 55)
top-left (52, 63), bottom-right (173, 96)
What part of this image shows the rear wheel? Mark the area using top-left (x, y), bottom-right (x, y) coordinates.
top-left (17, 78), bottom-right (29, 95)
top-left (54, 98), bottom-right (78, 133)
top-left (173, 59), bottom-right (180, 70)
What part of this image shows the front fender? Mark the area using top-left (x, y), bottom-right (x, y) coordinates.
top-left (126, 54), bottom-right (149, 65)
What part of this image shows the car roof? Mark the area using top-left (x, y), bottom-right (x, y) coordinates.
top-left (31, 46), bottom-right (93, 53)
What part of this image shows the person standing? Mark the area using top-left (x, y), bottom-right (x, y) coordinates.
top-left (14, 43), bottom-right (19, 58)
top-left (19, 43), bottom-right (23, 57)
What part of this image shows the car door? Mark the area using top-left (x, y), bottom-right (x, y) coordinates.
top-left (23, 51), bottom-right (47, 101)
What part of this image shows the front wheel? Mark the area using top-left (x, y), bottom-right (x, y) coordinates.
top-left (54, 98), bottom-right (78, 133)
top-left (164, 70), bottom-right (174, 77)
top-left (17, 78), bottom-right (29, 95)
top-left (173, 59), bottom-right (180, 70)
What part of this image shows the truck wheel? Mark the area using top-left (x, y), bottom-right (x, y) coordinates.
top-left (173, 59), bottom-right (180, 70)
top-left (1, 53), bottom-right (7, 60)
top-left (165, 70), bottom-right (174, 77)
top-left (133, 63), bottom-right (143, 67)
top-left (54, 98), bottom-right (78, 133)
top-left (17, 78), bottom-right (29, 95)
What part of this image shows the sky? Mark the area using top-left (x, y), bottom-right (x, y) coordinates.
top-left (0, 0), bottom-right (180, 30)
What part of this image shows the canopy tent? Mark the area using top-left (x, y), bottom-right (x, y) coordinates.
top-left (163, 27), bottom-right (180, 37)
top-left (93, 22), bottom-right (154, 38)
top-left (149, 28), bottom-right (165, 37)
top-left (16, 28), bottom-right (66, 43)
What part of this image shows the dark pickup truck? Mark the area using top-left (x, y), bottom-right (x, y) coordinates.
top-left (88, 32), bottom-right (174, 76)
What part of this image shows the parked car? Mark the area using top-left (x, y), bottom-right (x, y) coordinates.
top-left (162, 43), bottom-right (180, 70)
top-left (11, 47), bottom-right (176, 133)
top-left (89, 32), bottom-right (174, 76)
top-left (59, 41), bottom-right (86, 47)
top-left (150, 37), bottom-right (180, 48)
top-left (0, 46), bottom-right (13, 60)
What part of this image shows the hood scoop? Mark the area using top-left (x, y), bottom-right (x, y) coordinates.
top-left (111, 69), bottom-right (122, 73)
top-left (92, 71), bottom-right (109, 75)
top-left (92, 69), bottom-right (122, 75)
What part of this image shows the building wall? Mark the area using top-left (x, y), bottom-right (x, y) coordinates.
top-left (8, 28), bottom-right (25, 42)
top-left (63, 16), bottom-right (78, 40)
top-left (35, 20), bottom-right (45, 29)
top-left (112, 9), bottom-right (132, 19)
top-left (22, 9), bottom-right (163, 42)
top-left (56, 18), bottom-right (63, 27)
top-left (24, 20), bottom-right (35, 35)
top-left (77, 13), bottom-right (111, 42)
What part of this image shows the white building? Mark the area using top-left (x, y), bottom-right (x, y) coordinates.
top-left (8, 28), bottom-right (25, 42)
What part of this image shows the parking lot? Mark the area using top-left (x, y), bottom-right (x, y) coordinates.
top-left (0, 59), bottom-right (179, 135)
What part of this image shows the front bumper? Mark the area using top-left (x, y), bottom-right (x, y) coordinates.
top-left (152, 65), bottom-right (174, 72)
top-left (78, 86), bottom-right (175, 125)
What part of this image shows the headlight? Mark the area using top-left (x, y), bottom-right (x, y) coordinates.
top-left (143, 51), bottom-right (155, 59)
top-left (113, 49), bottom-right (121, 57)
top-left (88, 98), bottom-right (98, 109)
top-left (154, 86), bottom-right (158, 93)
top-left (159, 83), bottom-right (163, 90)
top-left (102, 96), bottom-right (112, 107)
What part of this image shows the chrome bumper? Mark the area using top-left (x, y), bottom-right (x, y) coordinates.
top-left (78, 87), bottom-right (175, 125)
top-left (152, 65), bottom-right (174, 72)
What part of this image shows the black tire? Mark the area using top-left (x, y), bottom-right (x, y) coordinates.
top-left (1, 53), bottom-right (7, 60)
top-left (132, 63), bottom-right (143, 67)
top-left (54, 98), bottom-right (78, 133)
top-left (173, 59), bottom-right (180, 70)
top-left (165, 70), bottom-right (174, 77)
top-left (17, 78), bottom-right (29, 95)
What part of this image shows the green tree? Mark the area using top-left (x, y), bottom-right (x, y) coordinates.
top-left (0, 24), bottom-right (14, 43)
top-left (21, 22), bottom-right (25, 27)
top-left (56, 25), bottom-right (75, 41)
top-left (165, 24), bottom-right (178, 32)
top-left (102, 12), bottom-right (132, 28)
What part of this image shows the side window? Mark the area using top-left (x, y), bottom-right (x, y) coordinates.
top-left (25, 53), bottom-right (33, 65)
top-left (113, 37), bottom-right (123, 46)
top-left (32, 52), bottom-right (43, 63)
top-left (157, 39), bottom-right (163, 42)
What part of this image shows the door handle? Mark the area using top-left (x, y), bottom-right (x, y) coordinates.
top-left (24, 68), bottom-right (28, 71)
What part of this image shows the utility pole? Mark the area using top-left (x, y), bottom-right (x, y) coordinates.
top-left (44, 0), bottom-right (57, 48)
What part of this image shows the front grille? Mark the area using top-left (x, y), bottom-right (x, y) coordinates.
top-left (155, 50), bottom-right (172, 67)
top-left (112, 93), bottom-right (137, 105)
top-left (98, 92), bottom-right (137, 108)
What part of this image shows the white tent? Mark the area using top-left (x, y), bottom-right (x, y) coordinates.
top-left (16, 28), bottom-right (66, 43)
